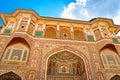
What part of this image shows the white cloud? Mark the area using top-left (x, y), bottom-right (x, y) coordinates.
top-left (113, 11), bottom-right (120, 25)
top-left (61, 2), bottom-right (78, 19)
top-left (113, 10), bottom-right (120, 36)
top-left (61, 0), bottom-right (120, 25)
top-left (113, 15), bottom-right (120, 25)
top-left (61, 0), bottom-right (90, 20)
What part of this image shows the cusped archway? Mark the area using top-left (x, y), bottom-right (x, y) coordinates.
top-left (0, 71), bottom-right (21, 80)
top-left (47, 50), bottom-right (87, 80)
top-left (42, 46), bottom-right (91, 80)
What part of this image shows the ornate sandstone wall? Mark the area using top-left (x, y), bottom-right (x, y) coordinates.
top-left (0, 9), bottom-right (120, 80)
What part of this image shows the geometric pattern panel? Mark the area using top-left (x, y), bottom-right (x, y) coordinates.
top-left (10, 49), bottom-right (22, 60)
top-left (22, 50), bottom-right (27, 60)
top-left (87, 35), bottom-right (94, 41)
top-left (4, 29), bottom-right (11, 34)
top-left (35, 31), bottom-right (43, 36)
top-left (112, 38), bottom-right (119, 43)
top-left (106, 55), bottom-right (116, 64)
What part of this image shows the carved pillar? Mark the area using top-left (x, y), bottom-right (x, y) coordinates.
top-left (33, 24), bottom-right (38, 36)
top-left (83, 27), bottom-right (88, 40)
top-left (90, 29), bottom-right (96, 41)
top-left (16, 17), bottom-right (22, 30)
top-left (56, 25), bottom-right (60, 38)
top-left (6, 21), bottom-right (10, 28)
top-left (25, 18), bottom-right (31, 31)
top-left (98, 26), bottom-right (104, 38)
top-left (97, 71), bottom-right (104, 80)
top-left (70, 27), bottom-right (74, 39)
top-left (106, 27), bottom-right (112, 38)
top-left (12, 22), bottom-right (16, 29)
top-left (42, 24), bottom-right (46, 31)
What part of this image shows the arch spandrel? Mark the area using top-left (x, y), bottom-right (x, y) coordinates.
top-left (96, 42), bottom-right (115, 52)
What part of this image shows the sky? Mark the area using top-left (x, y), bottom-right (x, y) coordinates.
top-left (0, 0), bottom-right (120, 34)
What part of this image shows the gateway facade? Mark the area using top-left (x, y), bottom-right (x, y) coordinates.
top-left (0, 9), bottom-right (120, 80)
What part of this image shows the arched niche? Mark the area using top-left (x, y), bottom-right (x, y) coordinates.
top-left (100, 44), bottom-right (120, 69)
top-left (110, 75), bottom-right (120, 80)
top-left (74, 29), bottom-right (85, 41)
top-left (94, 28), bottom-right (102, 40)
top-left (2, 37), bottom-right (30, 65)
top-left (44, 27), bottom-right (56, 39)
top-left (60, 28), bottom-right (71, 39)
top-left (0, 71), bottom-right (21, 80)
top-left (47, 51), bottom-right (87, 80)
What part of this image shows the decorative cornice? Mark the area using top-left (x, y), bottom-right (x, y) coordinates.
top-left (0, 9), bottom-right (120, 34)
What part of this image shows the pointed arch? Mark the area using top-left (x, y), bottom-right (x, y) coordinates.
top-left (60, 28), bottom-right (71, 39)
top-left (74, 29), bottom-right (85, 40)
top-left (44, 27), bottom-right (56, 38)
top-left (42, 46), bottom-right (92, 80)
top-left (1, 37), bottom-right (30, 65)
top-left (100, 44), bottom-right (120, 69)
top-left (0, 71), bottom-right (21, 80)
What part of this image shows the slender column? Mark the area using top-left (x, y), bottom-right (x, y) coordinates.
top-left (12, 22), bottom-right (16, 29)
top-left (90, 29), bottom-right (96, 41)
top-left (42, 24), bottom-right (46, 31)
top-left (11, 22), bottom-right (16, 33)
top-left (33, 24), bottom-right (38, 36)
top-left (35, 24), bottom-right (38, 30)
top-left (105, 27), bottom-right (112, 38)
top-left (98, 26), bottom-right (104, 38)
top-left (70, 27), bottom-right (74, 39)
top-left (25, 18), bottom-right (31, 31)
top-left (16, 17), bottom-right (22, 30)
top-left (83, 27), bottom-right (87, 40)
top-left (56, 25), bottom-right (60, 38)
top-left (20, 50), bottom-right (24, 61)
top-left (6, 21), bottom-right (10, 28)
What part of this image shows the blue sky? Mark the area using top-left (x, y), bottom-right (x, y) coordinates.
top-left (0, 0), bottom-right (120, 26)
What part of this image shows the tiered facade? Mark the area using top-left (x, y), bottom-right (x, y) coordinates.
top-left (0, 9), bottom-right (120, 80)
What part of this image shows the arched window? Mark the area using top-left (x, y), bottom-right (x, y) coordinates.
top-left (94, 29), bottom-right (102, 40)
top-left (74, 30), bottom-right (85, 41)
top-left (100, 44), bottom-right (120, 69)
top-left (44, 27), bottom-right (56, 39)
top-left (2, 37), bottom-right (30, 65)
top-left (60, 28), bottom-right (71, 39)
